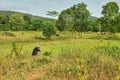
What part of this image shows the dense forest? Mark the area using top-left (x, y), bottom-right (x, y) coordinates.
top-left (0, 2), bottom-right (120, 34)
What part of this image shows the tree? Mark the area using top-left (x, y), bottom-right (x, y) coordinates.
top-left (0, 15), bottom-right (10, 31)
top-left (43, 21), bottom-right (56, 40)
top-left (102, 2), bottom-right (119, 17)
top-left (57, 3), bottom-right (90, 32)
top-left (47, 11), bottom-right (59, 18)
top-left (0, 24), bottom-right (10, 31)
top-left (56, 10), bottom-right (67, 32)
top-left (87, 20), bottom-right (98, 32)
top-left (101, 2), bottom-right (119, 34)
top-left (96, 18), bottom-right (103, 33)
top-left (0, 15), bottom-right (9, 24)
top-left (115, 13), bottom-right (120, 32)
top-left (31, 19), bottom-right (44, 31)
top-left (23, 15), bottom-right (32, 30)
top-left (9, 14), bottom-right (25, 31)
top-left (69, 3), bottom-right (90, 38)
top-left (73, 3), bottom-right (90, 32)
top-left (47, 11), bottom-right (59, 29)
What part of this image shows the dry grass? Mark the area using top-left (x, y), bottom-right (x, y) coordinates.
top-left (0, 31), bottom-right (120, 80)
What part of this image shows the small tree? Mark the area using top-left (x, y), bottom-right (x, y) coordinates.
top-left (9, 13), bottom-right (25, 37)
top-left (9, 13), bottom-right (25, 31)
top-left (43, 21), bottom-right (56, 40)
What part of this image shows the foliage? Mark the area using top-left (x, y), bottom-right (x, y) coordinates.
top-left (47, 11), bottom-right (59, 17)
top-left (23, 15), bottom-right (32, 30)
top-left (43, 51), bottom-right (51, 56)
top-left (31, 19), bottom-right (44, 31)
top-left (0, 31), bottom-right (120, 80)
top-left (73, 3), bottom-right (90, 32)
top-left (0, 2), bottom-right (119, 33)
top-left (56, 11), bottom-right (66, 32)
top-left (102, 2), bottom-right (119, 17)
top-left (9, 14), bottom-right (25, 31)
top-left (48, 45), bottom-right (120, 79)
top-left (94, 44), bottom-right (120, 57)
top-left (9, 42), bottom-right (24, 58)
top-left (101, 2), bottom-right (119, 34)
top-left (87, 20), bottom-right (99, 32)
top-left (43, 21), bottom-right (56, 39)
top-left (0, 15), bottom-right (9, 24)
top-left (115, 13), bottom-right (120, 32)
top-left (0, 15), bottom-right (10, 31)
top-left (0, 24), bottom-right (11, 31)
top-left (57, 2), bottom-right (90, 32)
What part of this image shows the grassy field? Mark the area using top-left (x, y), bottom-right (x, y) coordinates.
top-left (0, 31), bottom-right (120, 80)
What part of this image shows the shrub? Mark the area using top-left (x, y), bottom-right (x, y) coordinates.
top-left (9, 42), bottom-right (23, 58)
top-left (43, 21), bottom-right (56, 40)
top-left (43, 51), bottom-right (51, 56)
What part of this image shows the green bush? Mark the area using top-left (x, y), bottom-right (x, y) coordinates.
top-left (43, 51), bottom-right (51, 56)
top-left (43, 21), bottom-right (56, 40)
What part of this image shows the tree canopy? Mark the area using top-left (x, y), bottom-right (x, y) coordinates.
top-left (101, 2), bottom-right (119, 33)
top-left (9, 14), bottom-right (25, 31)
top-left (43, 21), bottom-right (56, 39)
top-left (56, 2), bottom-right (90, 32)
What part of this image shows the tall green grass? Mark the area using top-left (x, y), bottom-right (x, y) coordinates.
top-left (0, 31), bottom-right (120, 80)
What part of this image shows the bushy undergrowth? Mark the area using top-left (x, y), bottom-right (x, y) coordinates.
top-left (46, 45), bottom-right (120, 80)
top-left (94, 44), bottom-right (120, 58)
top-left (0, 36), bottom-right (120, 80)
top-left (0, 42), bottom-right (52, 80)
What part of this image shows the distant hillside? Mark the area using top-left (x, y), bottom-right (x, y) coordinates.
top-left (0, 10), bottom-right (98, 21)
top-left (0, 10), bottom-right (50, 21)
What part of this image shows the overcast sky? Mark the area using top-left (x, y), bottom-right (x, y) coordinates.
top-left (0, 0), bottom-right (120, 18)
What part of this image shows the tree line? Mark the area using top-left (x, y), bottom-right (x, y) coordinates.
top-left (0, 1), bottom-right (120, 35)
top-left (56, 2), bottom-right (120, 34)
top-left (0, 13), bottom-right (46, 31)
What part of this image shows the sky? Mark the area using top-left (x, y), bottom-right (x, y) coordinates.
top-left (0, 0), bottom-right (120, 18)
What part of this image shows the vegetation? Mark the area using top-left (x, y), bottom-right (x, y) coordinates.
top-left (101, 2), bottom-right (119, 34)
top-left (0, 1), bottom-right (120, 80)
top-left (1, 2), bottom-right (119, 34)
top-left (43, 21), bottom-right (56, 40)
top-left (0, 31), bottom-right (120, 80)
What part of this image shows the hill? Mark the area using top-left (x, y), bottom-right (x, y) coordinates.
top-left (0, 10), bottom-right (50, 21)
top-left (0, 10), bottom-right (98, 21)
